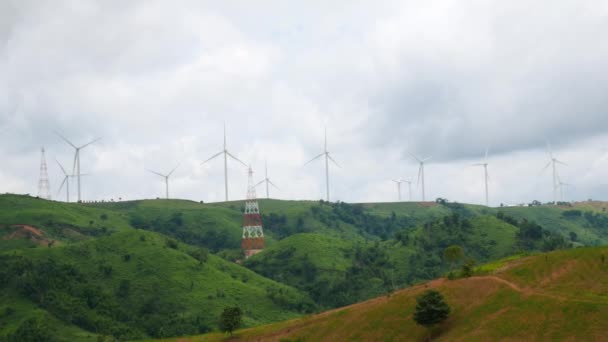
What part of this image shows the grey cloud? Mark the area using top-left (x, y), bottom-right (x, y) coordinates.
top-left (1, 1), bottom-right (608, 205)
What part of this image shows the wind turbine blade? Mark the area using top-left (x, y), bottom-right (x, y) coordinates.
top-left (254, 180), bottom-right (265, 187)
top-left (71, 151), bottom-right (78, 175)
top-left (226, 151), bottom-right (248, 167)
top-left (327, 154), bottom-right (340, 168)
top-left (168, 163), bottom-right (181, 177)
top-left (416, 165), bottom-right (422, 188)
top-left (201, 151), bottom-right (223, 164)
top-left (540, 161), bottom-right (551, 173)
top-left (556, 160), bottom-right (567, 166)
top-left (484, 147), bottom-right (489, 162)
top-left (471, 163), bottom-right (484, 167)
top-left (408, 152), bottom-right (422, 162)
top-left (57, 177), bottom-right (67, 194)
top-left (422, 156), bottom-right (433, 162)
top-left (268, 180), bottom-right (280, 190)
top-left (146, 169), bottom-right (165, 177)
top-left (55, 159), bottom-right (67, 176)
top-left (79, 137), bottom-right (102, 149)
top-left (304, 153), bottom-right (324, 166)
top-left (55, 131), bottom-right (77, 148)
top-left (324, 127), bottom-right (327, 152)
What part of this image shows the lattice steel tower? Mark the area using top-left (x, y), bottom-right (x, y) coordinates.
top-left (241, 166), bottom-right (265, 258)
top-left (37, 147), bottom-right (52, 200)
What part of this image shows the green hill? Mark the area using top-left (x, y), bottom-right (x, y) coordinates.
top-left (172, 246), bottom-right (608, 341)
top-left (2, 194), bottom-right (608, 340)
top-left (0, 225), bottom-right (313, 340)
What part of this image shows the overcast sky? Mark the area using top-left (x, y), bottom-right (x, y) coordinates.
top-left (2, 0), bottom-right (608, 206)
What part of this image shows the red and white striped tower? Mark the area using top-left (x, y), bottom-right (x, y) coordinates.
top-left (242, 166), bottom-right (265, 258)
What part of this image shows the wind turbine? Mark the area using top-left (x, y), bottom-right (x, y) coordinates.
top-left (472, 148), bottom-right (490, 206)
top-left (304, 128), bottom-right (340, 202)
top-left (56, 132), bottom-right (101, 203)
top-left (255, 161), bottom-right (279, 199)
top-left (542, 143), bottom-right (567, 205)
top-left (56, 160), bottom-right (72, 202)
top-left (556, 174), bottom-right (570, 202)
top-left (391, 179), bottom-right (403, 201)
top-left (202, 124), bottom-right (247, 201)
top-left (147, 164), bottom-right (180, 199)
top-left (403, 179), bottom-right (413, 201)
top-left (410, 153), bottom-right (432, 201)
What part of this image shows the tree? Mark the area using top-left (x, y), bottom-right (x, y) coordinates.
top-left (190, 248), bottom-right (209, 265)
top-left (219, 306), bottom-right (242, 336)
top-left (413, 290), bottom-right (450, 341)
top-left (461, 258), bottom-right (476, 278)
top-left (443, 245), bottom-right (464, 270)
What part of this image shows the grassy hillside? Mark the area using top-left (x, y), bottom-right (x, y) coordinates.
top-left (2, 194), bottom-right (608, 340)
top-left (174, 246), bottom-right (608, 341)
top-left (0, 229), bottom-right (313, 340)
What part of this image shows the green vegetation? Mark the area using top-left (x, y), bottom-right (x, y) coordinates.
top-left (2, 194), bottom-right (608, 340)
top-left (413, 290), bottom-right (450, 340)
top-left (218, 306), bottom-right (242, 336)
top-left (178, 246), bottom-right (608, 341)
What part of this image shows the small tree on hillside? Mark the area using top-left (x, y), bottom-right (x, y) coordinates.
top-left (219, 306), bottom-right (242, 336)
top-left (413, 290), bottom-right (450, 341)
top-left (443, 245), bottom-right (464, 270)
top-left (461, 258), bottom-right (476, 278)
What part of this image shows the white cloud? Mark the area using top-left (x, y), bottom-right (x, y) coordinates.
top-left (1, 0), bottom-right (607, 206)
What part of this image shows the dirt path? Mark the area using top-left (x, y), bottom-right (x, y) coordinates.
top-left (474, 275), bottom-right (602, 304)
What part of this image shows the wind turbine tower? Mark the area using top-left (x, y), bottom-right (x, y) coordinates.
top-left (255, 161), bottom-right (279, 199)
top-left (472, 149), bottom-right (490, 206)
top-left (542, 144), bottom-right (567, 205)
top-left (202, 124), bottom-right (247, 201)
top-left (37, 147), bottom-right (51, 200)
top-left (147, 164), bottom-right (179, 199)
top-left (410, 153), bottom-right (431, 201)
top-left (556, 174), bottom-right (570, 202)
top-left (304, 128), bottom-right (340, 202)
top-left (403, 180), bottom-right (413, 201)
top-left (56, 133), bottom-right (101, 203)
top-left (391, 179), bottom-right (403, 201)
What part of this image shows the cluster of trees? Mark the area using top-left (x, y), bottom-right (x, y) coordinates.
top-left (582, 211), bottom-right (608, 229)
top-left (0, 255), bottom-right (210, 340)
top-left (402, 213), bottom-right (493, 283)
top-left (496, 212), bottom-right (570, 251)
top-left (262, 213), bottom-right (309, 240)
top-left (129, 211), bottom-right (237, 252)
top-left (312, 201), bottom-right (415, 239)
top-left (247, 242), bottom-right (395, 309)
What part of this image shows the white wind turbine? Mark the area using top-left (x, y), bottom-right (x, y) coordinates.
top-left (542, 143), bottom-right (567, 205)
top-left (56, 132), bottom-right (101, 203)
top-left (202, 124), bottom-right (247, 201)
top-left (556, 174), bottom-right (570, 202)
top-left (255, 161), bottom-right (279, 199)
top-left (410, 153), bottom-right (432, 201)
top-left (403, 179), bottom-right (413, 201)
top-left (56, 160), bottom-right (73, 202)
top-left (391, 179), bottom-right (404, 201)
top-left (472, 148), bottom-right (490, 206)
top-left (304, 128), bottom-right (340, 202)
top-left (147, 164), bottom-right (180, 200)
